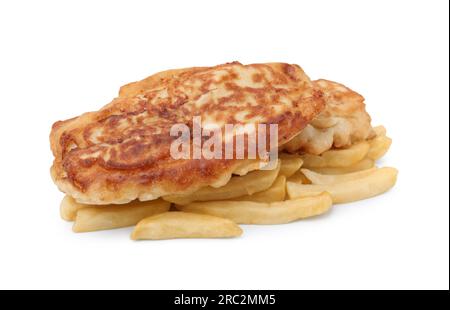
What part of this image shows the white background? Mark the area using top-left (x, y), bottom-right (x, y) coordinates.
top-left (0, 0), bottom-right (448, 290)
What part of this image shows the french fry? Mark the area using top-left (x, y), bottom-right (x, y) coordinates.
top-left (283, 132), bottom-right (304, 153)
top-left (310, 158), bottom-right (375, 175)
top-left (301, 142), bottom-right (370, 168)
top-left (131, 212), bottom-right (243, 240)
top-left (279, 154), bottom-right (303, 177)
top-left (73, 199), bottom-right (170, 232)
top-left (287, 167), bottom-right (398, 204)
top-left (233, 159), bottom-right (268, 176)
top-left (176, 192), bottom-right (332, 224)
top-left (288, 171), bottom-right (311, 184)
top-left (60, 195), bottom-right (91, 221)
top-left (373, 125), bottom-right (387, 137)
top-left (163, 160), bottom-right (280, 205)
top-left (301, 167), bottom-right (377, 185)
top-left (234, 176), bottom-right (286, 202)
top-left (367, 135), bottom-right (392, 161)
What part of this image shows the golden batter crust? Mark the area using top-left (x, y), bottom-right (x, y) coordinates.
top-left (50, 62), bottom-right (325, 204)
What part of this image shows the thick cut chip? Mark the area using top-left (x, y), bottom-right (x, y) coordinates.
top-left (176, 192), bottom-right (332, 224)
top-left (300, 142), bottom-right (370, 168)
top-left (163, 161), bottom-right (280, 205)
top-left (310, 158), bottom-right (375, 174)
top-left (232, 159), bottom-right (270, 176)
top-left (131, 212), bottom-right (243, 240)
top-left (373, 125), bottom-right (386, 137)
top-left (72, 199), bottom-right (170, 232)
top-left (367, 135), bottom-right (392, 161)
top-left (60, 195), bottom-right (90, 221)
top-left (50, 62), bottom-right (325, 204)
top-left (287, 167), bottom-right (398, 203)
top-left (234, 175), bottom-right (286, 202)
top-left (278, 154), bottom-right (303, 177)
top-left (287, 170), bottom-right (312, 184)
top-left (301, 168), bottom-right (377, 185)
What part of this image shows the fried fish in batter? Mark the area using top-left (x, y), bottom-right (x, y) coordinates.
top-left (50, 62), bottom-right (325, 204)
top-left (123, 74), bottom-right (376, 156)
top-left (284, 79), bottom-right (375, 155)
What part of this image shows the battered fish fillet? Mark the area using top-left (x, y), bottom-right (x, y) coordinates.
top-left (122, 75), bottom-right (376, 155)
top-left (284, 79), bottom-right (375, 155)
top-left (50, 62), bottom-right (325, 204)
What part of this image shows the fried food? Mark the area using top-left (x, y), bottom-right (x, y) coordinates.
top-left (301, 167), bottom-right (377, 185)
top-left (287, 170), bottom-right (312, 184)
top-left (278, 153), bottom-right (303, 177)
top-left (176, 192), bottom-right (332, 224)
top-left (50, 62), bottom-right (325, 204)
top-left (60, 195), bottom-right (89, 221)
top-left (300, 141), bottom-right (370, 168)
top-left (373, 125), bottom-right (387, 137)
top-left (367, 134), bottom-right (392, 160)
top-left (234, 175), bottom-right (286, 202)
top-left (284, 79), bottom-right (375, 155)
top-left (287, 167), bottom-right (398, 203)
top-left (51, 62), bottom-right (398, 241)
top-left (163, 160), bottom-right (280, 205)
top-left (308, 158), bottom-right (375, 174)
top-left (72, 199), bottom-right (170, 232)
top-left (131, 212), bottom-right (243, 240)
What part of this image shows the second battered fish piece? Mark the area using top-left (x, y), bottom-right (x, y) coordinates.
top-left (284, 79), bottom-right (375, 155)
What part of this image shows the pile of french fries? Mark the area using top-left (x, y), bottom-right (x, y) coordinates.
top-left (60, 126), bottom-right (397, 240)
